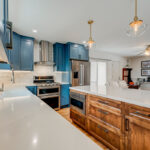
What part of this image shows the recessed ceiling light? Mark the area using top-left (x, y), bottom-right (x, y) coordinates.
top-left (32, 29), bottom-right (37, 33)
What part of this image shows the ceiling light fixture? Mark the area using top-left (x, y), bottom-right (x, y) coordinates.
top-left (32, 29), bottom-right (37, 33)
top-left (127, 0), bottom-right (147, 37)
top-left (86, 20), bottom-right (95, 49)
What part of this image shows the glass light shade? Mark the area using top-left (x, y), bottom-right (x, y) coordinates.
top-left (126, 20), bottom-right (148, 37)
top-left (144, 46), bottom-right (150, 56)
top-left (87, 40), bottom-right (95, 49)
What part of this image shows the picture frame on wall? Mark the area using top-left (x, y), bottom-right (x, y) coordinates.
top-left (141, 60), bottom-right (150, 69)
top-left (141, 69), bottom-right (150, 76)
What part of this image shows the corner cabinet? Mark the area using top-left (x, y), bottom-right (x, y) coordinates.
top-left (26, 86), bottom-right (37, 95)
top-left (8, 32), bottom-right (34, 71)
top-left (60, 84), bottom-right (70, 107)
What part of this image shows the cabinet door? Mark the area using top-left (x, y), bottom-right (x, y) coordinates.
top-left (53, 43), bottom-right (65, 71)
top-left (80, 46), bottom-right (89, 61)
top-left (69, 43), bottom-right (89, 61)
top-left (60, 84), bottom-right (70, 106)
top-left (20, 36), bottom-right (34, 71)
top-left (9, 32), bottom-right (21, 70)
top-left (69, 43), bottom-right (79, 60)
top-left (126, 115), bottom-right (150, 150)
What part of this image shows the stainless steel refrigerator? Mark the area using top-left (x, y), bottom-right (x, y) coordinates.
top-left (71, 60), bottom-right (90, 86)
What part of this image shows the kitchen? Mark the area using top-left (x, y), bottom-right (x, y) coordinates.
top-left (0, 0), bottom-right (150, 150)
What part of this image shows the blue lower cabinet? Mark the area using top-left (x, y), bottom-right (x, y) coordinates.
top-left (26, 86), bottom-right (37, 95)
top-left (60, 84), bottom-right (70, 107)
top-left (0, 63), bottom-right (10, 70)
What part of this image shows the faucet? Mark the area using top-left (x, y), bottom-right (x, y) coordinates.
top-left (11, 66), bottom-right (15, 83)
top-left (0, 83), bottom-right (4, 92)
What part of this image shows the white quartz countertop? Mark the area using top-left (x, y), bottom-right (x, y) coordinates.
top-left (0, 87), bottom-right (102, 150)
top-left (70, 84), bottom-right (150, 109)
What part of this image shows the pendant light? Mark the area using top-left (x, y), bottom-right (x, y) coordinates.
top-left (87, 20), bottom-right (95, 49)
top-left (144, 45), bottom-right (150, 56)
top-left (127, 0), bottom-right (147, 37)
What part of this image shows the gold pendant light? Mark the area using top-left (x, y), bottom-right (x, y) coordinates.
top-left (87, 20), bottom-right (95, 49)
top-left (127, 0), bottom-right (147, 37)
top-left (144, 45), bottom-right (150, 56)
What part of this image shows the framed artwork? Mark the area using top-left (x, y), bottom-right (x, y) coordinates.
top-left (141, 60), bottom-right (150, 69)
top-left (141, 69), bottom-right (150, 76)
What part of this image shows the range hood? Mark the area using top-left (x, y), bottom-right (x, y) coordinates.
top-left (35, 41), bottom-right (54, 66)
top-left (0, 39), bottom-right (9, 64)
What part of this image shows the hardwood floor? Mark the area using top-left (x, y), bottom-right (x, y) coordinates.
top-left (57, 108), bottom-right (109, 150)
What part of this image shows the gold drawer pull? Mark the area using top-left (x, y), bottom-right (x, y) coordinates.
top-left (97, 125), bottom-right (109, 133)
top-left (98, 100), bottom-right (109, 105)
top-left (135, 111), bottom-right (150, 117)
top-left (98, 109), bottom-right (109, 115)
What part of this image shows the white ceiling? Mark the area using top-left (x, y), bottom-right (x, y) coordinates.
top-left (9, 0), bottom-right (150, 57)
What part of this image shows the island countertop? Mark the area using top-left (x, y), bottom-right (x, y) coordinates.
top-left (70, 84), bottom-right (150, 109)
top-left (0, 87), bottom-right (102, 150)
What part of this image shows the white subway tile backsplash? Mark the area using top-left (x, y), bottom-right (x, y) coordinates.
top-left (0, 65), bottom-right (69, 85)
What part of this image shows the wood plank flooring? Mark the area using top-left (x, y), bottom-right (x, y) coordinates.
top-left (57, 108), bottom-right (109, 150)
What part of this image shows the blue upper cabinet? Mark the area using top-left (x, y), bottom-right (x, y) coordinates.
top-left (67, 42), bottom-right (89, 61)
top-left (20, 36), bottom-right (34, 71)
top-left (9, 32), bottom-right (21, 70)
top-left (8, 32), bottom-right (34, 71)
top-left (53, 43), bottom-right (66, 71)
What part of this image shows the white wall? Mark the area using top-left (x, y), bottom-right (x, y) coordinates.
top-left (128, 56), bottom-right (150, 82)
top-left (89, 50), bottom-right (127, 83)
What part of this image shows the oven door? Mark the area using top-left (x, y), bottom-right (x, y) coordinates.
top-left (37, 86), bottom-right (60, 97)
top-left (70, 92), bottom-right (86, 114)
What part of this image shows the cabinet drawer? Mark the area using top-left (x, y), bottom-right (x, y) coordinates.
top-left (70, 109), bottom-right (86, 129)
top-left (88, 103), bottom-right (122, 129)
top-left (88, 95), bottom-right (121, 109)
top-left (126, 103), bottom-right (150, 120)
top-left (88, 118), bottom-right (120, 150)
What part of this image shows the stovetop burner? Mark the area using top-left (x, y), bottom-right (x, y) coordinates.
top-left (33, 76), bottom-right (60, 87)
top-left (35, 82), bottom-right (60, 87)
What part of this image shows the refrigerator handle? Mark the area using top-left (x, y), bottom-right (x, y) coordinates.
top-left (80, 64), bottom-right (84, 86)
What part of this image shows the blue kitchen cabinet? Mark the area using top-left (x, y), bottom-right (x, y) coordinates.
top-left (0, 0), bottom-right (11, 70)
top-left (20, 36), bottom-right (34, 71)
top-left (60, 84), bottom-right (70, 107)
top-left (53, 43), bottom-right (66, 71)
top-left (0, 63), bottom-right (10, 69)
top-left (26, 86), bottom-right (37, 95)
top-left (9, 32), bottom-right (21, 70)
top-left (7, 32), bottom-right (34, 71)
top-left (67, 42), bottom-right (89, 61)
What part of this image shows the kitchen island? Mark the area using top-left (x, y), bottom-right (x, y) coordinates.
top-left (70, 84), bottom-right (150, 150)
top-left (0, 87), bottom-right (102, 150)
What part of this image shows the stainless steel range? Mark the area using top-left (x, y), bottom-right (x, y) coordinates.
top-left (34, 76), bottom-right (60, 110)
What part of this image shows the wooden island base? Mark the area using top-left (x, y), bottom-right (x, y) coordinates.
top-left (70, 89), bottom-right (150, 150)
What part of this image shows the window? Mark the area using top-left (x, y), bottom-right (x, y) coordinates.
top-left (90, 61), bottom-right (107, 85)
